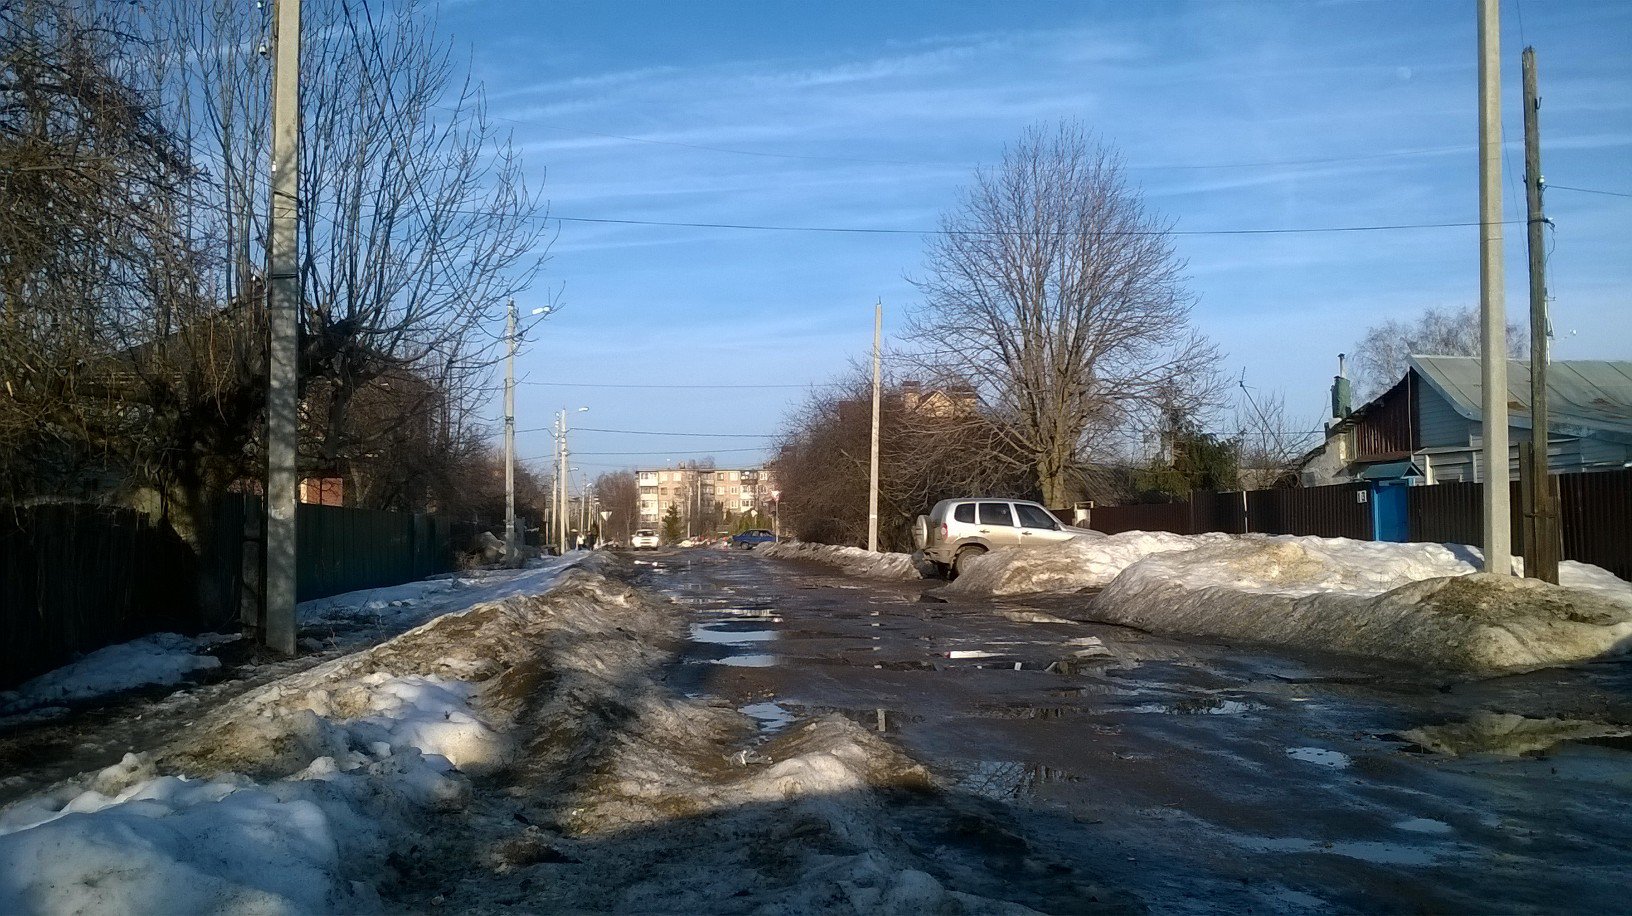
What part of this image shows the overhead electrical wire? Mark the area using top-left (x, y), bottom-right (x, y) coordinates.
top-left (1549, 184), bottom-right (1631, 199)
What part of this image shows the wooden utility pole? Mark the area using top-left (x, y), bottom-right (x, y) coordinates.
top-left (1521, 46), bottom-right (1560, 583)
top-left (867, 302), bottom-right (882, 553)
top-left (1476, 0), bottom-right (1512, 575)
top-left (263, 0), bottom-right (302, 654)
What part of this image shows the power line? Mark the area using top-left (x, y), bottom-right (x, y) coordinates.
top-left (548, 213), bottom-right (1516, 237)
top-left (523, 446), bottom-right (769, 459)
top-left (1549, 184), bottom-right (1632, 199)
top-left (513, 424), bottom-right (776, 437)
top-left (517, 380), bottom-right (842, 390)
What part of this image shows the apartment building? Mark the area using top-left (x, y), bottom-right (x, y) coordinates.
top-left (636, 465), bottom-right (779, 529)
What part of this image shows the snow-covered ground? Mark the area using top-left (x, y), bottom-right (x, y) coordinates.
top-left (0, 552), bottom-right (1065, 913)
top-left (0, 633), bottom-right (231, 717)
top-left (0, 555), bottom-right (586, 914)
top-left (756, 540), bottom-right (926, 580)
top-left (1091, 536), bottom-right (1632, 674)
top-left (944, 530), bottom-right (1225, 596)
top-left (0, 557), bottom-right (576, 725)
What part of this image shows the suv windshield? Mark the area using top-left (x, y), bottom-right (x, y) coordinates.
top-left (1015, 503), bottom-right (1059, 530)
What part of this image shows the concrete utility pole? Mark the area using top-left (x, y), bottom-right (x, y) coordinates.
top-left (1476, 0), bottom-right (1512, 575)
top-left (503, 299), bottom-right (517, 562)
top-left (867, 302), bottom-right (883, 553)
top-left (556, 409), bottom-right (567, 553)
top-left (263, 0), bottom-right (302, 655)
top-left (1521, 46), bottom-right (1560, 583)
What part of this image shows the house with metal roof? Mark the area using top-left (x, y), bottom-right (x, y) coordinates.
top-left (1302, 355), bottom-right (1632, 488)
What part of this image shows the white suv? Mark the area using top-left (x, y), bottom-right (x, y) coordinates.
top-left (630, 529), bottom-right (660, 550)
top-left (913, 498), bottom-right (1093, 578)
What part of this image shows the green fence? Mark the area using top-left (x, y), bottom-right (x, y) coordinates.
top-left (294, 503), bottom-right (472, 601)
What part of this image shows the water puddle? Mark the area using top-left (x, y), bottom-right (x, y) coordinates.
top-left (710, 654), bottom-right (777, 667)
top-left (1393, 817), bottom-right (1454, 835)
top-left (1395, 712), bottom-right (1632, 757)
top-left (739, 701), bottom-right (795, 733)
top-left (1244, 836), bottom-right (1437, 866)
top-left (1123, 698), bottom-right (1260, 716)
top-left (1286, 747), bottom-right (1352, 769)
top-left (689, 622), bottom-right (777, 646)
top-left (942, 759), bottom-right (1084, 802)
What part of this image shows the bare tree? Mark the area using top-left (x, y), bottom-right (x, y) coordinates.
top-left (1232, 386), bottom-right (1321, 489)
top-left (593, 470), bottom-right (639, 544)
top-left (907, 123), bottom-right (1218, 506)
top-left (1351, 304), bottom-right (1529, 401)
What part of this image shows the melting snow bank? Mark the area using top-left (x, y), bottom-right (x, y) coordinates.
top-left (945, 530), bottom-right (1222, 596)
top-left (0, 633), bottom-right (230, 718)
top-left (757, 540), bottom-right (927, 580)
top-left (0, 558), bottom-right (623, 915)
top-left (1092, 537), bottom-right (1632, 674)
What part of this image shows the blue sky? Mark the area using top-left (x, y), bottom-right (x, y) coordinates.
top-left (438, 0), bottom-right (1632, 481)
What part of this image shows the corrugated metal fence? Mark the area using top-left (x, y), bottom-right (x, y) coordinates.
top-left (1, 505), bottom-right (199, 686)
top-left (2, 499), bottom-right (483, 690)
top-left (1086, 468), bottom-right (1631, 580)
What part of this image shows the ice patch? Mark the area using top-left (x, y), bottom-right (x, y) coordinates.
top-left (710, 654), bottom-right (778, 667)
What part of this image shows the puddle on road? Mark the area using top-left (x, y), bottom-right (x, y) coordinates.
top-left (941, 758), bottom-right (1085, 803)
top-left (739, 701), bottom-right (796, 733)
top-left (1123, 698), bottom-right (1261, 716)
top-left (1286, 747), bottom-right (1352, 769)
top-left (1394, 712), bottom-right (1632, 758)
top-left (689, 622), bottom-right (777, 646)
top-left (1243, 836), bottom-right (1439, 866)
top-left (709, 654), bottom-right (778, 667)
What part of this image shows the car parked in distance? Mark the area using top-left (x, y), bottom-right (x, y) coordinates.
top-left (630, 529), bottom-right (660, 550)
top-left (913, 498), bottom-right (1095, 579)
top-left (731, 529), bottom-right (777, 549)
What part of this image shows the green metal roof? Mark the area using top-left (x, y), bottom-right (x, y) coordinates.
top-left (1409, 356), bottom-right (1632, 438)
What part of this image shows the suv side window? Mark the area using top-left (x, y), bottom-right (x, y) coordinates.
top-left (953, 503), bottom-right (976, 524)
top-left (978, 502), bottom-right (1015, 526)
top-left (1014, 503), bottom-right (1059, 530)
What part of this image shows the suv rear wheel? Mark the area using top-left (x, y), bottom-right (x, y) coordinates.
top-left (951, 544), bottom-right (987, 580)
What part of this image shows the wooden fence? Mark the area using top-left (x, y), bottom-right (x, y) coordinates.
top-left (1085, 468), bottom-right (1631, 580)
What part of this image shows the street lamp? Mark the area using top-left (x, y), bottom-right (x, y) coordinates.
top-left (770, 489), bottom-right (781, 540)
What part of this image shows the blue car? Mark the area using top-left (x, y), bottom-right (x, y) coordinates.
top-left (731, 529), bottom-right (777, 549)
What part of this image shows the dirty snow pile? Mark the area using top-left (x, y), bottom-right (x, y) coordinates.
top-left (0, 632), bottom-right (228, 717)
top-left (945, 530), bottom-right (1222, 596)
top-left (0, 558), bottom-right (615, 915)
top-left (757, 540), bottom-right (926, 580)
top-left (1092, 536), bottom-right (1632, 673)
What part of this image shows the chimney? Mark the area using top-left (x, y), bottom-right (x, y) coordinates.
top-left (1330, 353), bottom-right (1352, 421)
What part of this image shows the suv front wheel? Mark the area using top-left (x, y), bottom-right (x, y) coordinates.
top-left (951, 544), bottom-right (987, 580)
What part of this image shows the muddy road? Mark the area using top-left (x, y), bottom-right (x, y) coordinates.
top-left (637, 548), bottom-right (1632, 913)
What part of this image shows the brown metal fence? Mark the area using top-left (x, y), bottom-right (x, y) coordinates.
top-left (1404, 469), bottom-right (1632, 580)
top-left (1086, 469), bottom-right (1630, 581)
top-left (3, 499), bottom-right (485, 690)
top-left (1, 505), bottom-right (200, 686)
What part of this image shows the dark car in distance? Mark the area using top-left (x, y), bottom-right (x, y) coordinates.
top-left (731, 529), bottom-right (777, 549)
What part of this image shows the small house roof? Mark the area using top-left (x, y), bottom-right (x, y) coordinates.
top-left (1409, 355), bottom-right (1632, 437)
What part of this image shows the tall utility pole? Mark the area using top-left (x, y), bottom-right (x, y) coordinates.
top-left (867, 302), bottom-right (883, 553)
top-left (503, 299), bottom-right (517, 562)
top-left (1476, 0), bottom-right (1512, 575)
top-left (1521, 46), bottom-right (1560, 583)
top-left (263, 0), bottom-right (302, 655)
top-left (556, 409), bottom-right (567, 553)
